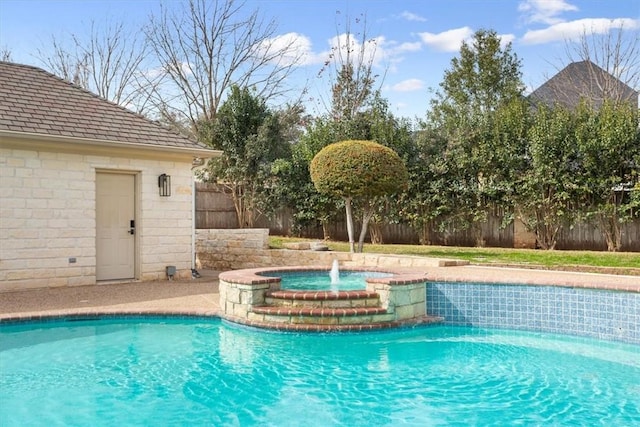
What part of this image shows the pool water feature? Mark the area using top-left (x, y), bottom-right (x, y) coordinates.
top-left (330, 258), bottom-right (340, 287)
top-left (218, 267), bottom-right (432, 331)
top-left (1, 318), bottom-right (638, 426)
top-left (260, 269), bottom-right (393, 291)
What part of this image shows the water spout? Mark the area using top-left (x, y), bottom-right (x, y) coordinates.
top-left (330, 259), bottom-right (340, 285)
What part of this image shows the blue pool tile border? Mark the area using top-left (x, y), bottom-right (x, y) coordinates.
top-left (426, 282), bottom-right (640, 344)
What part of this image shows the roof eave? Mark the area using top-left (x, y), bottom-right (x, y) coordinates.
top-left (0, 129), bottom-right (222, 161)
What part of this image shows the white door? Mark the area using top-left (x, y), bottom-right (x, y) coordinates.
top-left (96, 173), bottom-right (135, 280)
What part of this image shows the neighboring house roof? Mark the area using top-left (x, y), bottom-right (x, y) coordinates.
top-left (0, 61), bottom-right (217, 156)
top-left (528, 60), bottom-right (638, 109)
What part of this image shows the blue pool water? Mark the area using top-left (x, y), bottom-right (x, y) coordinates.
top-left (1, 318), bottom-right (639, 426)
top-left (260, 270), bottom-right (392, 291)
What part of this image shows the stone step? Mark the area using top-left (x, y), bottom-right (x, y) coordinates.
top-left (251, 306), bottom-right (388, 317)
top-left (247, 309), bottom-right (396, 326)
top-left (265, 290), bottom-right (380, 308)
top-left (229, 315), bottom-right (444, 333)
top-left (264, 296), bottom-right (381, 308)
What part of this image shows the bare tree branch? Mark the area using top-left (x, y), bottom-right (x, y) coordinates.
top-left (36, 19), bottom-right (153, 115)
top-left (1, 47), bottom-right (13, 62)
top-left (567, 24), bottom-right (640, 94)
top-left (144, 0), bottom-right (302, 136)
top-left (541, 23), bottom-right (639, 107)
top-left (316, 13), bottom-right (386, 119)
top-left (37, 36), bottom-right (88, 87)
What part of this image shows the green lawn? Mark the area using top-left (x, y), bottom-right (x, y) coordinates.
top-left (269, 236), bottom-right (640, 273)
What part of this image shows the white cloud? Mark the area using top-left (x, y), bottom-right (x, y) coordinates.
top-left (521, 18), bottom-right (640, 44)
top-left (395, 41), bottom-right (422, 53)
top-left (261, 32), bottom-right (400, 69)
top-left (320, 33), bottom-right (389, 67)
top-left (400, 11), bottom-right (427, 22)
top-left (419, 27), bottom-right (474, 52)
top-left (518, 0), bottom-right (578, 25)
top-left (258, 32), bottom-right (321, 66)
top-left (262, 31), bottom-right (423, 73)
top-left (499, 33), bottom-right (517, 48)
top-left (391, 78), bottom-right (424, 92)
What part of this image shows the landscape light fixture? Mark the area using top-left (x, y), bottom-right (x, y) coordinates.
top-left (158, 173), bottom-right (171, 197)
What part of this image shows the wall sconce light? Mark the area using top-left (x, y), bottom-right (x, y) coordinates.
top-left (158, 174), bottom-right (171, 197)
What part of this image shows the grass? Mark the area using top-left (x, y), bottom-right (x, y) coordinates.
top-left (269, 236), bottom-right (640, 274)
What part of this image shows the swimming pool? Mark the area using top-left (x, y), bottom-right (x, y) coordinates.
top-left (1, 317), bottom-right (639, 426)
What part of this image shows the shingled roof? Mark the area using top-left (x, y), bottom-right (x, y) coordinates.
top-left (528, 60), bottom-right (638, 109)
top-left (0, 61), bottom-right (213, 152)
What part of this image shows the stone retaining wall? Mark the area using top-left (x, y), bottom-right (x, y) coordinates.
top-left (195, 229), bottom-right (466, 271)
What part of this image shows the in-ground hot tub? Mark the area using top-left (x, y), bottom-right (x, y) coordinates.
top-left (259, 268), bottom-right (393, 291)
top-left (218, 264), bottom-right (440, 332)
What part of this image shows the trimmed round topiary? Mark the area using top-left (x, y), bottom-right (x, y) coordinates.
top-left (310, 140), bottom-right (408, 199)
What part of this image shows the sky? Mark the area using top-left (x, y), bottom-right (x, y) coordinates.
top-left (1, 0), bottom-right (638, 120)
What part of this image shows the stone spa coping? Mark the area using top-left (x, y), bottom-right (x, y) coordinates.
top-left (218, 265), bottom-right (431, 286)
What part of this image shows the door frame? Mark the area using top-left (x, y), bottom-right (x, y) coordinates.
top-left (95, 169), bottom-right (141, 282)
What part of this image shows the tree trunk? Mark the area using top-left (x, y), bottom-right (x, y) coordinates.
top-left (473, 224), bottom-right (486, 247)
top-left (418, 221), bottom-right (432, 245)
top-left (230, 183), bottom-right (258, 228)
top-left (535, 209), bottom-right (559, 250)
top-left (369, 221), bottom-right (383, 244)
top-left (344, 197), bottom-right (355, 253)
top-left (230, 184), bottom-right (246, 228)
top-left (598, 212), bottom-right (622, 252)
top-left (357, 204), bottom-right (376, 253)
top-left (321, 220), bottom-right (332, 240)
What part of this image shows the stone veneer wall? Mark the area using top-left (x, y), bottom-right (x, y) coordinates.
top-left (195, 229), bottom-right (463, 271)
top-left (1, 146), bottom-right (195, 291)
top-left (369, 281), bottom-right (427, 319)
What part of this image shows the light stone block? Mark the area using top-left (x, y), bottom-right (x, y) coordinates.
top-left (232, 304), bottom-right (249, 318)
top-left (392, 290), bottom-right (412, 306)
top-left (395, 305), bottom-right (415, 320)
top-left (413, 304), bottom-right (426, 316)
top-left (410, 287), bottom-right (426, 304)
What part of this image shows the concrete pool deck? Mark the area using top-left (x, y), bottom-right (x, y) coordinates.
top-left (0, 265), bottom-right (638, 322)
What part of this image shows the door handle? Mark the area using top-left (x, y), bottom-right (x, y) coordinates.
top-left (129, 219), bottom-right (135, 235)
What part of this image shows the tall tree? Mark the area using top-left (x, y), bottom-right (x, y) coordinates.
top-left (270, 13), bottom-right (417, 245)
top-left (574, 100), bottom-right (639, 251)
top-left (271, 14), bottom-right (389, 240)
top-left (358, 96), bottom-right (415, 243)
top-left (315, 12), bottom-right (383, 119)
top-left (270, 117), bottom-right (342, 239)
top-left (400, 125), bottom-right (453, 245)
top-left (310, 140), bottom-right (408, 253)
top-left (145, 0), bottom-right (302, 136)
top-left (426, 28), bottom-right (526, 246)
top-left (198, 85), bottom-right (289, 228)
top-left (517, 104), bottom-right (579, 250)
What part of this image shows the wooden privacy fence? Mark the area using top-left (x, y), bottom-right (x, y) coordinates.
top-left (195, 182), bottom-right (640, 251)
